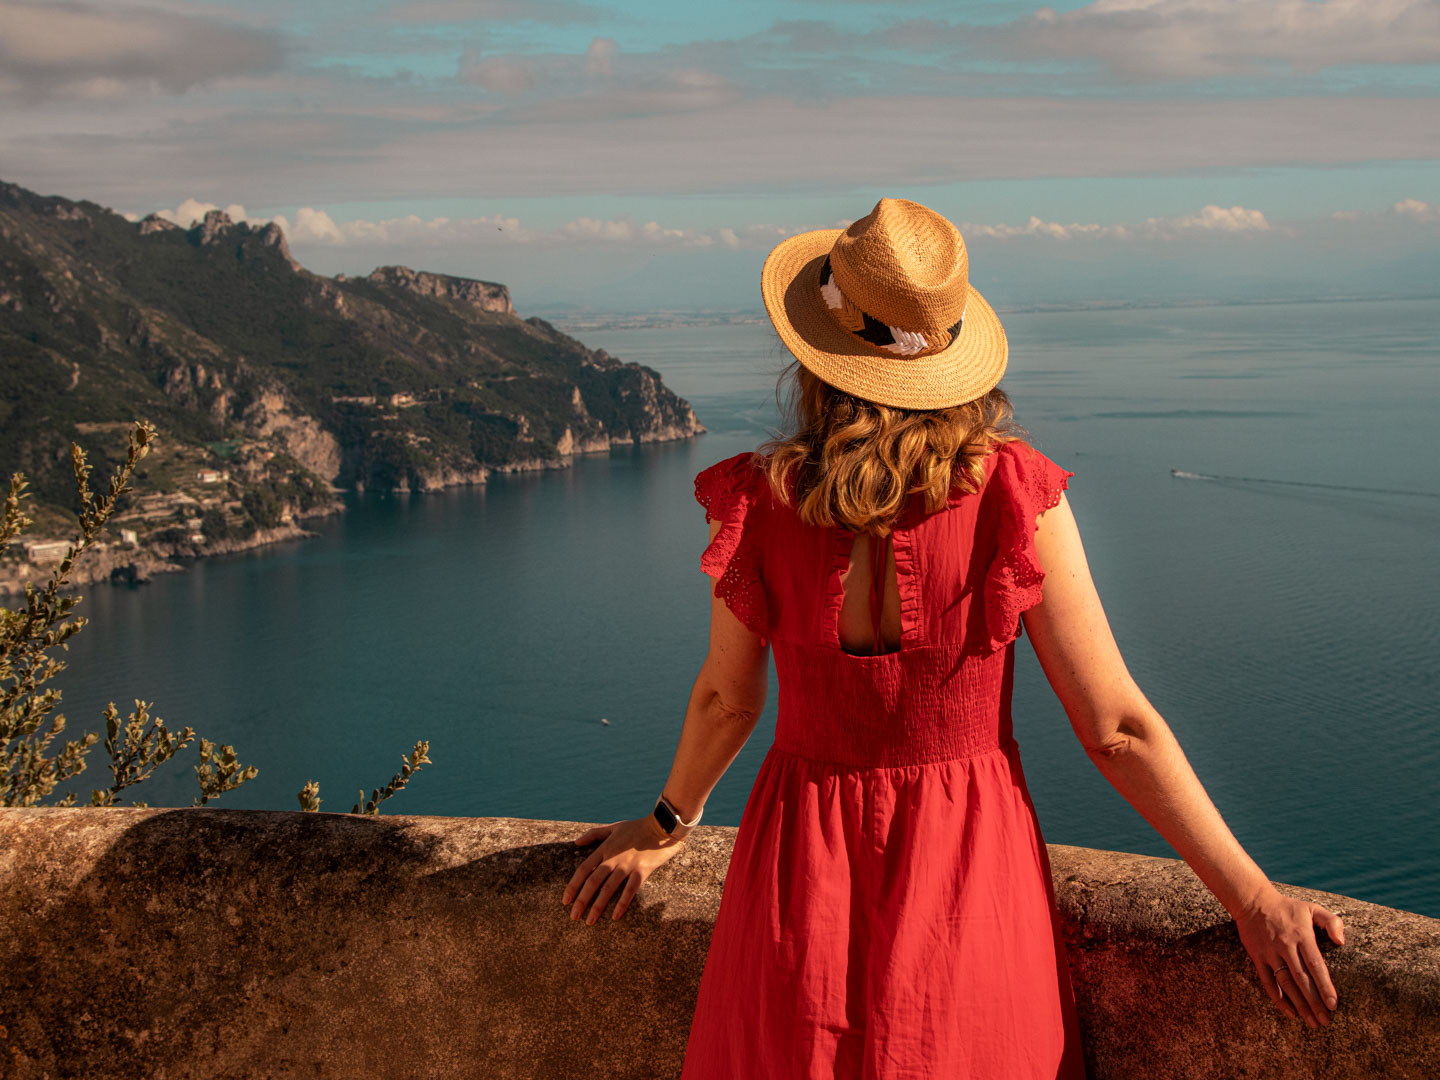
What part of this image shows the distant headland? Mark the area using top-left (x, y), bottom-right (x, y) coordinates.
top-left (0, 179), bottom-right (704, 593)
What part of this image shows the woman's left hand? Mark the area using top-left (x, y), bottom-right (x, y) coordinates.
top-left (1233, 884), bottom-right (1345, 1028)
top-left (562, 815), bottom-right (687, 924)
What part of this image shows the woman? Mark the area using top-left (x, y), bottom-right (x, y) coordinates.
top-left (561, 198), bottom-right (1344, 1078)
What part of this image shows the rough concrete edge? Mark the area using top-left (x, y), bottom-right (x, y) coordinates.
top-left (4, 806), bottom-right (1435, 945)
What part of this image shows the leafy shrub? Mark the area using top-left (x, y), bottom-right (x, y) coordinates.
top-left (1, 421), bottom-right (430, 813)
top-left (200, 508), bottom-right (231, 542)
top-left (0, 420), bottom-right (246, 807)
top-left (242, 486), bottom-right (284, 528)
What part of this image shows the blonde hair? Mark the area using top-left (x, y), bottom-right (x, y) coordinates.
top-left (757, 361), bottom-right (1028, 536)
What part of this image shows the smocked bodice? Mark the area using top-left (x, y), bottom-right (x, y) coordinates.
top-left (695, 441), bottom-right (1073, 769)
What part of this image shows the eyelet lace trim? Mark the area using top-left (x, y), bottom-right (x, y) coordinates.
top-left (695, 454), bottom-right (770, 643)
top-left (983, 447), bottom-right (1074, 653)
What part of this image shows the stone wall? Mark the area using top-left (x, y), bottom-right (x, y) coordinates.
top-left (0, 808), bottom-right (1435, 1079)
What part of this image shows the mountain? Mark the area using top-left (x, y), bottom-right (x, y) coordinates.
top-left (0, 178), bottom-right (704, 587)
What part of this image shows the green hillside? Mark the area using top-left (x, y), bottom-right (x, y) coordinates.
top-left (0, 178), bottom-right (703, 551)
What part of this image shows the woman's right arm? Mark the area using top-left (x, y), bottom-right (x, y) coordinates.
top-left (1023, 492), bottom-right (1345, 1029)
top-left (561, 518), bottom-right (770, 926)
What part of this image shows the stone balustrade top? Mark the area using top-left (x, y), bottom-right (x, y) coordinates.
top-left (1, 807), bottom-right (1436, 1079)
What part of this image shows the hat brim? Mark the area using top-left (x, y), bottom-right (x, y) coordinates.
top-left (761, 229), bottom-right (1008, 410)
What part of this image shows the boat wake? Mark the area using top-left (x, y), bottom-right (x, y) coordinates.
top-left (1170, 468), bottom-right (1440, 499)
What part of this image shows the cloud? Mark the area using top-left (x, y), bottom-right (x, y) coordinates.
top-left (334, 94), bottom-right (1440, 197)
top-left (0, 0), bottom-right (283, 102)
top-left (963, 205), bottom-right (1270, 241)
top-left (14, 91), bottom-right (1440, 207)
top-left (990, 0), bottom-right (1440, 79)
top-left (378, 0), bottom-right (604, 24)
top-left (139, 197), bottom-right (1282, 252)
top-left (458, 51), bottom-right (537, 93)
top-left (1164, 204), bottom-right (1270, 232)
top-left (585, 37), bottom-right (617, 77)
top-left (131, 198), bottom-right (825, 250)
top-left (1393, 198), bottom-right (1440, 223)
top-left (1331, 197), bottom-right (1440, 224)
top-left (271, 207), bottom-right (343, 244)
top-left (964, 217), bottom-right (1123, 241)
top-left (450, 36), bottom-right (737, 117)
top-left (556, 68), bottom-right (738, 119)
top-left (270, 209), bottom-right (527, 245)
top-left (559, 217), bottom-right (636, 242)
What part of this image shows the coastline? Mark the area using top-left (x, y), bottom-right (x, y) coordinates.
top-left (0, 504), bottom-right (343, 597)
top-left (0, 428), bottom-right (703, 597)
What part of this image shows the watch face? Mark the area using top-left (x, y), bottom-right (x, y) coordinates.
top-left (654, 801), bottom-right (677, 834)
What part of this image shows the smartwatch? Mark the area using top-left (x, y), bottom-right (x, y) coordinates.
top-left (653, 793), bottom-right (703, 838)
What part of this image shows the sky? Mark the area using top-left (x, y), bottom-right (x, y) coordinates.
top-left (1, 0), bottom-right (1438, 312)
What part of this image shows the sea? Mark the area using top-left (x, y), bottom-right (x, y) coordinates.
top-left (46, 297), bottom-right (1440, 919)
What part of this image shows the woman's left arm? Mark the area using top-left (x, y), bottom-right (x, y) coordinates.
top-left (562, 518), bottom-right (770, 925)
top-left (1023, 491), bottom-right (1345, 1029)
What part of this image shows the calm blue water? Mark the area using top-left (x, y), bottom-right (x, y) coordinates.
top-left (48, 298), bottom-right (1440, 918)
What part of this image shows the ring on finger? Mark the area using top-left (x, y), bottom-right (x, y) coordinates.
top-left (1272, 965), bottom-right (1302, 1005)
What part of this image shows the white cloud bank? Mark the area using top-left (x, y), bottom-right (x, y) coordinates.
top-left (964, 204), bottom-right (1270, 240)
top-left (135, 198), bottom-right (1440, 253)
top-left (132, 199), bottom-right (813, 249)
top-left (1331, 198), bottom-right (1440, 224)
top-left (1392, 198), bottom-right (1440, 223)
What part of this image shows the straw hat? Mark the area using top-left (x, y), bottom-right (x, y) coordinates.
top-left (761, 198), bottom-right (1007, 410)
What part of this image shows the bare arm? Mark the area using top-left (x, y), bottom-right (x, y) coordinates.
top-left (654, 519), bottom-right (771, 823)
top-left (1024, 492), bottom-right (1344, 1028)
top-left (563, 518), bottom-right (770, 923)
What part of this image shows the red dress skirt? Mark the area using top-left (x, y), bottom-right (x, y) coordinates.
top-left (681, 441), bottom-right (1086, 1080)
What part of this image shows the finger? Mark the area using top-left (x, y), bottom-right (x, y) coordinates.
top-left (1252, 956), bottom-right (1286, 1011)
top-left (1299, 932), bottom-right (1340, 1011)
top-left (570, 863), bottom-right (613, 921)
top-left (573, 823), bottom-right (614, 847)
top-left (1257, 959), bottom-right (1298, 1020)
top-left (1280, 949), bottom-right (1328, 1027)
top-left (1274, 969), bottom-right (1311, 1025)
top-left (1313, 904), bottom-right (1346, 947)
top-left (585, 866), bottom-right (628, 925)
top-left (562, 850), bottom-right (605, 906)
top-left (1287, 945), bottom-right (1331, 1025)
top-left (612, 872), bottom-right (642, 920)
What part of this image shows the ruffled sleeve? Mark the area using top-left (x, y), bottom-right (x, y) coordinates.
top-left (982, 442), bottom-right (1074, 652)
top-left (694, 452), bottom-right (770, 644)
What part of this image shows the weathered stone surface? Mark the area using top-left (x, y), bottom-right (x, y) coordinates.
top-left (0, 808), bottom-right (1434, 1079)
top-left (1045, 845), bottom-right (1440, 1079)
top-left (240, 386), bottom-right (344, 482)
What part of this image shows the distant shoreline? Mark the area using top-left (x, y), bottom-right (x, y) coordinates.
top-left (0, 429), bottom-right (703, 598)
top-left (0, 503), bottom-right (343, 598)
top-left (541, 291), bottom-right (1440, 332)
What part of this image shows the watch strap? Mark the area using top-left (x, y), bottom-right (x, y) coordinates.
top-left (654, 794), bottom-right (702, 836)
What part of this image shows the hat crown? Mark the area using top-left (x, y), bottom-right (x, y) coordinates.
top-left (830, 198), bottom-right (970, 332)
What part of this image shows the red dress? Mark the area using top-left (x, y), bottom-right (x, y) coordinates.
top-left (681, 440), bottom-right (1086, 1080)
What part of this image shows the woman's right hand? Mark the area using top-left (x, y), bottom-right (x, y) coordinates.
top-left (562, 815), bottom-right (687, 925)
top-left (1233, 885), bottom-right (1345, 1028)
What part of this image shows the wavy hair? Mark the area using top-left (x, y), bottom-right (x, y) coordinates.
top-left (757, 361), bottom-right (1028, 536)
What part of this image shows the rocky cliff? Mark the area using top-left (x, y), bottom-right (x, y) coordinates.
top-left (0, 177), bottom-right (704, 581)
top-left (364, 265), bottom-right (512, 316)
